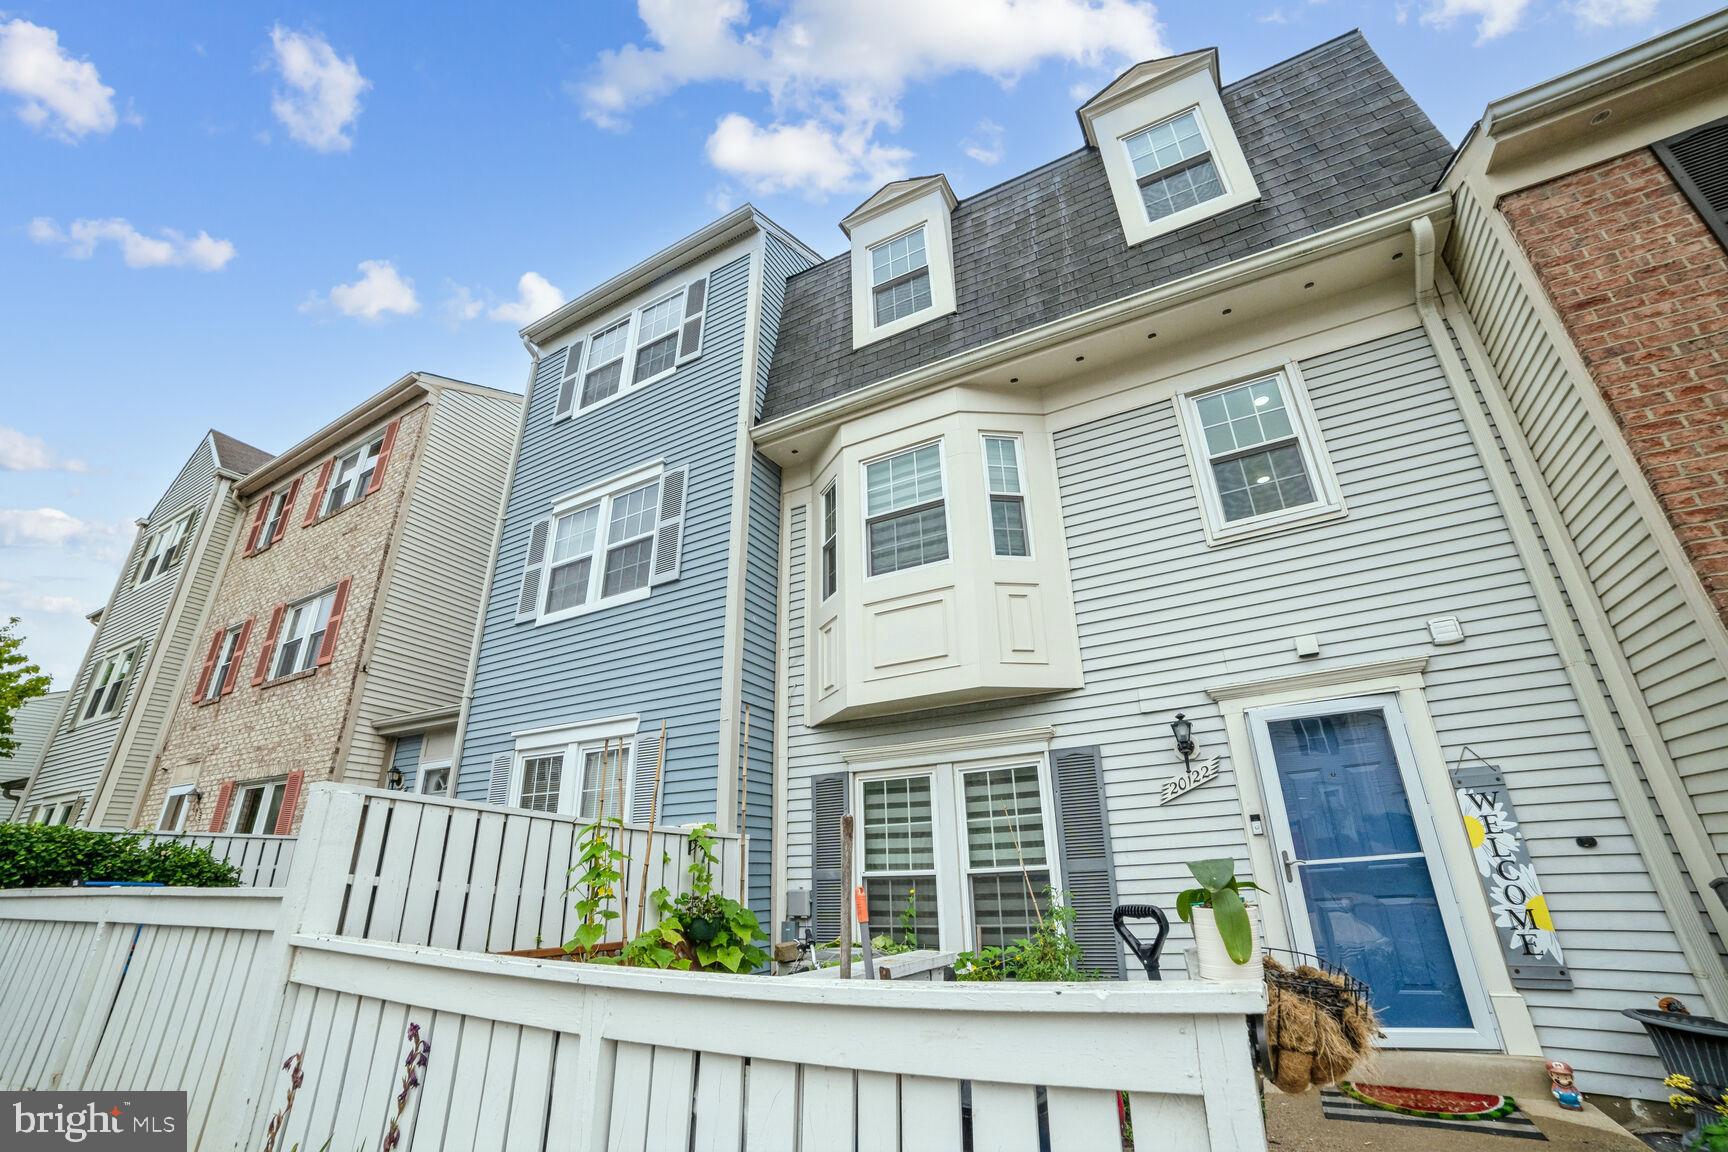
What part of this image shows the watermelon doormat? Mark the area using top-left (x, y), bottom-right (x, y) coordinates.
top-left (1319, 1082), bottom-right (1547, 1140)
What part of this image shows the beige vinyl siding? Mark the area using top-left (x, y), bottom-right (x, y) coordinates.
top-left (0, 692), bottom-right (68, 822)
top-left (1447, 188), bottom-right (1728, 864)
top-left (780, 325), bottom-right (1695, 1097)
top-left (92, 482), bottom-right (242, 828)
top-left (348, 388), bottom-right (522, 781)
top-left (27, 439), bottom-right (221, 812)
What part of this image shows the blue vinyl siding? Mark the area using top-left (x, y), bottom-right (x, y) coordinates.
top-left (458, 251), bottom-right (754, 824)
top-left (391, 734), bottom-right (423, 792)
top-left (740, 452), bottom-right (780, 914)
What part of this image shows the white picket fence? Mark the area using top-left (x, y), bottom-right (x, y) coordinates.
top-left (125, 831), bottom-right (298, 887)
top-left (0, 784), bottom-right (1267, 1152)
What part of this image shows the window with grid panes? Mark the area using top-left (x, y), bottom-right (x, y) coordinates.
top-left (578, 742), bottom-right (630, 820)
top-left (962, 764), bottom-right (1049, 948)
top-left (518, 753), bottom-right (564, 812)
top-left (1192, 374), bottom-right (1320, 524)
top-left (1124, 109), bottom-right (1224, 224)
top-left (861, 775), bottom-right (941, 947)
top-left (870, 227), bottom-right (933, 326)
top-left (983, 436), bottom-right (1029, 557)
top-left (632, 293), bottom-right (683, 382)
top-left (581, 318), bottom-right (631, 407)
top-left (865, 443), bottom-right (948, 576)
top-left (820, 482), bottom-right (838, 600)
top-left (272, 589), bottom-right (334, 679)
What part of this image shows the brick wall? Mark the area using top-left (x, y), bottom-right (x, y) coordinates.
top-left (138, 401), bottom-right (428, 833)
top-left (1500, 149), bottom-right (1728, 629)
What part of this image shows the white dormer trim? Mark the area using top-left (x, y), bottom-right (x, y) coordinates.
top-left (1079, 52), bottom-right (1261, 248)
top-left (844, 176), bottom-right (959, 350)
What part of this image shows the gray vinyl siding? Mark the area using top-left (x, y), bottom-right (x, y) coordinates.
top-left (1448, 188), bottom-right (1728, 865)
top-left (740, 453), bottom-right (781, 914)
top-left (779, 325), bottom-right (1692, 1098)
top-left (754, 235), bottom-right (805, 418)
top-left (457, 251), bottom-right (755, 825)
top-left (391, 734), bottom-right (424, 792)
top-left (1, 692), bottom-right (68, 822)
top-left (26, 438), bottom-right (222, 817)
top-left (351, 388), bottom-right (521, 783)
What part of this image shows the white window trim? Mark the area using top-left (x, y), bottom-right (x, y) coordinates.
top-left (557, 279), bottom-right (705, 423)
top-left (256, 488), bottom-right (291, 552)
top-left (848, 750), bottom-right (1063, 954)
top-left (31, 796), bottom-right (80, 825)
top-left (866, 223), bottom-right (935, 329)
top-left (820, 480), bottom-right (839, 602)
top-left (980, 432), bottom-right (1035, 561)
top-left (321, 429), bottom-right (387, 517)
top-left (537, 461), bottom-right (666, 624)
top-left (847, 184), bottom-right (958, 349)
top-left (270, 586), bottom-right (337, 681)
top-left (135, 510), bottom-right (195, 588)
top-left (1174, 361), bottom-right (1345, 547)
top-left (1085, 62), bottom-right (1261, 248)
top-left (510, 714), bottom-right (641, 819)
top-left (203, 623), bottom-right (245, 702)
top-left (230, 778), bottom-right (288, 835)
top-left (1122, 106), bottom-right (1226, 225)
top-left (79, 643), bottom-right (140, 726)
top-left (415, 761), bottom-right (453, 795)
top-left (157, 783), bottom-right (196, 832)
top-left (860, 439), bottom-right (952, 583)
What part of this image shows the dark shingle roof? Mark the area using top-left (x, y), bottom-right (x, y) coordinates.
top-left (209, 430), bottom-right (274, 478)
top-left (759, 31), bottom-right (1453, 422)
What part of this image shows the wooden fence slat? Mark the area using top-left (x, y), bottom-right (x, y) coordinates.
top-left (1045, 1087), bottom-right (1121, 1152)
top-left (370, 802), bottom-right (424, 941)
top-left (343, 800), bottom-right (392, 936)
top-left (429, 811), bottom-right (478, 950)
top-left (970, 1081), bottom-right (1041, 1152)
top-left (328, 995), bottom-right (387, 1141)
top-left (475, 1021), bottom-right (521, 1152)
top-left (514, 818), bottom-right (554, 950)
top-left (856, 1070), bottom-right (901, 1152)
top-left (900, 1076), bottom-right (963, 1152)
top-left (461, 811), bottom-right (507, 953)
top-left (437, 1012), bottom-right (494, 1152)
top-left (1128, 1092), bottom-right (1209, 1152)
top-left (399, 806), bottom-right (450, 947)
top-left (544, 1030), bottom-right (586, 1152)
top-left (607, 1041), bottom-right (656, 1152)
top-left (744, 1058), bottom-right (799, 1152)
top-left (691, 1052), bottom-right (745, 1152)
top-left (505, 1026), bottom-right (556, 1152)
top-left (402, 1010), bottom-right (461, 1152)
top-left (646, 1045), bottom-right (697, 1150)
top-left (800, 1064), bottom-right (855, 1151)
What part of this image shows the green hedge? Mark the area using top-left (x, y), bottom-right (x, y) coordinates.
top-left (0, 823), bottom-right (241, 889)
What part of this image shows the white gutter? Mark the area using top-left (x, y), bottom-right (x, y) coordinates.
top-left (447, 334), bottom-right (542, 797)
top-left (754, 191), bottom-right (1454, 447)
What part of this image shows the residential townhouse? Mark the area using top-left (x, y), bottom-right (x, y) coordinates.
top-left (1443, 11), bottom-right (1728, 976)
top-left (136, 373), bottom-right (518, 835)
top-left (1, 691), bottom-right (68, 823)
top-left (453, 207), bottom-right (818, 915)
top-left (15, 431), bottom-right (273, 829)
top-left (752, 31), bottom-right (1725, 1100)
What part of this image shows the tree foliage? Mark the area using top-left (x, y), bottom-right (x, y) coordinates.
top-left (0, 616), bottom-right (53, 760)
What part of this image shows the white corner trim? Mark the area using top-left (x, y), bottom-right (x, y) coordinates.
top-left (839, 726), bottom-right (1057, 767)
top-left (1201, 657), bottom-right (1430, 704)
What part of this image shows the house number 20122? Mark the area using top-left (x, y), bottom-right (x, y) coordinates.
top-left (1156, 757), bottom-right (1220, 806)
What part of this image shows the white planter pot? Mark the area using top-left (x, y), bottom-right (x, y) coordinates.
top-left (1192, 905), bottom-right (1263, 982)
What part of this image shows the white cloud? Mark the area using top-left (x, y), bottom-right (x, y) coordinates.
top-left (1570, 0), bottom-right (1657, 26)
top-left (0, 585), bottom-right (85, 616)
top-left (580, 0), bottom-right (1166, 196)
top-left (707, 114), bottom-right (913, 197)
top-left (962, 118), bottom-right (1005, 166)
top-left (488, 272), bottom-right (566, 326)
top-left (1420, 0), bottom-right (1533, 41)
top-left (441, 283), bottom-right (485, 326)
top-left (0, 507), bottom-right (121, 548)
top-left (29, 216), bottom-right (236, 271)
top-left (0, 427), bottom-right (85, 473)
top-left (303, 260), bottom-right (419, 322)
top-left (0, 19), bottom-right (118, 141)
top-left (268, 25), bottom-right (369, 153)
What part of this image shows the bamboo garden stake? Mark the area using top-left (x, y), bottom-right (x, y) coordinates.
top-left (634, 721), bottom-right (668, 936)
top-left (611, 735), bottom-right (629, 934)
top-left (738, 705), bottom-right (751, 902)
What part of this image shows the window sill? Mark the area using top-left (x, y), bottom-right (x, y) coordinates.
top-left (308, 489), bottom-right (377, 528)
top-left (1200, 503), bottom-right (1347, 548)
top-left (133, 570), bottom-right (181, 591)
top-left (856, 304), bottom-right (950, 350)
top-left (260, 667), bottom-right (319, 691)
top-left (536, 585), bottom-right (652, 626)
top-left (559, 358), bottom-right (696, 425)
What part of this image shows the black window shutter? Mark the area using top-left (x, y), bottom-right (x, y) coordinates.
top-left (1655, 115), bottom-right (1728, 252)
top-left (1052, 746), bottom-right (1124, 978)
top-left (810, 772), bottom-right (847, 941)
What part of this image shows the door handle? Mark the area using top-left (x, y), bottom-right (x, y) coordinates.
top-left (1281, 850), bottom-right (1300, 883)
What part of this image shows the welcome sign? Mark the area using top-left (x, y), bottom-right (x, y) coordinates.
top-left (1450, 749), bottom-right (1571, 990)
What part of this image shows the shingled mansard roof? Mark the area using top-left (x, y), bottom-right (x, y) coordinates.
top-left (759, 31), bottom-right (1454, 423)
top-left (209, 429), bottom-right (275, 478)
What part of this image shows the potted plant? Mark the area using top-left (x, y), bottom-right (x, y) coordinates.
top-left (1177, 858), bottom-right (1263, 980)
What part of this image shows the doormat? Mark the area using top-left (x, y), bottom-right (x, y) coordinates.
top-left (1320, 1082), bottom-right (1546, 1140)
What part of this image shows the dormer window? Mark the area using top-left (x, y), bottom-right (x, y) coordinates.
top-left (1125, 109), bottom-right (1224, 224)
top-left (1078, 50), bottom-right (1261, 248)
top-left (871, 227), bottom-right (933, 325)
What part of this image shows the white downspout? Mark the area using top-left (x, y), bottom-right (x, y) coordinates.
top-left (448, 334), bottom-right (542, 796)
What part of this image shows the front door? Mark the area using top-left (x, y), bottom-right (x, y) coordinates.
top-left (1250, 696), bottom-right (1496, 1049)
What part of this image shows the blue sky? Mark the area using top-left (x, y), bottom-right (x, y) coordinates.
top-left (1, 0), bottom-right (1715, 683)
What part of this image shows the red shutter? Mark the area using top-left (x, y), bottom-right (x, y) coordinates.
top-left (243, 498), bottom-right (269, 556)
top-left (252, 602), bottom-right (286, 686)
top-left (365, 419), bottom-right (401, 496)
top-left (271, 478), bottom-right (300, 545)
top-left (274, 770), bottom-right (304, 835)
top-left (221, 617), bottom-right (253, 695)
top-left (302, 460), bottom-right (334, 526)
top-left (207, 780), bottom-right (235, 833)
top-left (316, 578), bottom-right (352, 667)
top-left (192, 627), bottom-right (224, 701)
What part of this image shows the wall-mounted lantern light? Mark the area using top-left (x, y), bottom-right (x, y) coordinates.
top-left (1171, 713), bottom-right (1196, 768)
top-left (386, 766), bottom-right (404, 791)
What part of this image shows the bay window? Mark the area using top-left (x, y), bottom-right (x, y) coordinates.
top-left (864, 442), bottom-right (948, 577)
top-left (982, 435), bottom-right (1030, 558)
